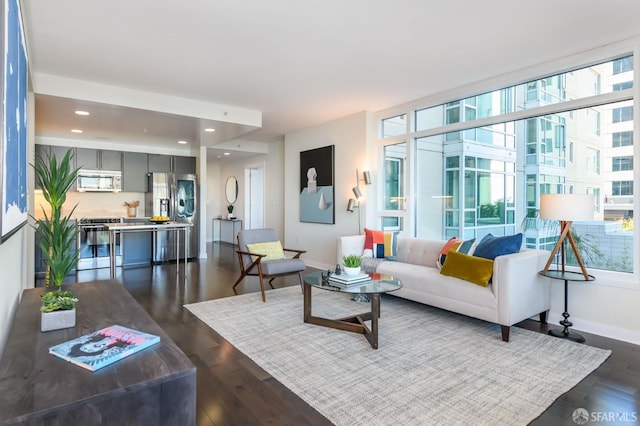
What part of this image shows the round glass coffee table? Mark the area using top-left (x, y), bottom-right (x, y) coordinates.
top-left (303, 270), bottom-right (402, 349)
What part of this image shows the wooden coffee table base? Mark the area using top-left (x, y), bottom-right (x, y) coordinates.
top-left (303, 284), bottom-right (381, 349)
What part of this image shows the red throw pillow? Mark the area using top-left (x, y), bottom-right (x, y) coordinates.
top-left (363, 228), bottom-right (399, 259)
top-left (364, 228), bottom-right (384, 251)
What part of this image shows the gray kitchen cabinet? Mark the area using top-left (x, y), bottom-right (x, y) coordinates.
top-left (75, 148), bottom-right (97, 169)
top-left (173, 156), bottom-right (196, 174)
top-left (148, 154), bottom-right (196, 174)
top-left (122, 218), bottom-right (152, 266)
top-left (123, 152), bottom-right (148, 192)
top-left (148, 154), bottom-right (172, 173)
top-left (101, 150), bottom-right (123, 170)
top-left (76, 148), bottom-right (122, 171)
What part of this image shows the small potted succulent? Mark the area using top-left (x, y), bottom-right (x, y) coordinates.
top-left (32, 149), bottom-right (80, 331)
top-left (342, 254), bottom-right (362, 276)
top-left (227, 204), bottom-right (235, 219)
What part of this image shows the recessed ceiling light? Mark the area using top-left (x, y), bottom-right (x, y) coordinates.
top-left (178, 140), bottom-right (188, 145)
top-left (74, 110), bottom-right (90, 116)
top-left (71, 129), bottom-right (83, 133)
top-left (204, 128), bottom-right (215, 132)
top-left (223, 152), bottom-right (230, 156)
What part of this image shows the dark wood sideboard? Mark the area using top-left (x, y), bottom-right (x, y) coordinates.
top-left (0, 280), bottom-right (195, 425)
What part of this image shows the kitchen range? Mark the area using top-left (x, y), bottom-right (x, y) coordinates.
top-left (77, 217), bottom-right (123, 270)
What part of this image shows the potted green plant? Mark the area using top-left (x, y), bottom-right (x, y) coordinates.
top-left (342, 254), bottom-right (362, 275)
top-left (32, 149), bottom-right (81, 331)
top-left (227, 204), bottom-right (235, 219)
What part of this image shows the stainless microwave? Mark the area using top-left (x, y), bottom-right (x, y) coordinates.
top-left (76, 169), bottom-right (122, 192)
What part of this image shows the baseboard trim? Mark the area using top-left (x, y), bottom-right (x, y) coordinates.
top-left (548, 312), bottom-right (640, 345)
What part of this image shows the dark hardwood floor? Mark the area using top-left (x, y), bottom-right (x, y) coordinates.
top-left (57, 243), bottom-right (639, 425)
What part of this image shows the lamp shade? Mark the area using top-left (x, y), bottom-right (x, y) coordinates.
top-left (347, 198), bottom-right (357, 212)
top-left (539, 194), bottom-right (594, 222)
top-left (352, 186), bottom-right (363, 200)
top-left (363, 170), bottom-right (372, 185)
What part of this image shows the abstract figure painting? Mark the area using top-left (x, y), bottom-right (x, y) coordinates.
top-left (1, 0), bottom-right (28, 242)
top-left (300, 145), bottom-right (334, 224)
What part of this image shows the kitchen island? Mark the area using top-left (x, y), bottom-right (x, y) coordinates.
top-left (106, 222), bottom-right (193, 280)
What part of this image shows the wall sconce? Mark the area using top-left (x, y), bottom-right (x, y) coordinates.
top-left (352, 186), bottom-right (363, 200)
top-left (347, 169), bottom-right (371, 233)
top-left (351, 169), bottom-right (371, 200)
top-left (363, 170), bottom-right (372, 185)
top-left (347, 198), bottom-right (357, 213)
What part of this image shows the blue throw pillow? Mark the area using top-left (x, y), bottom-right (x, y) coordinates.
top-left (473, 233), bottom-right (523, 260)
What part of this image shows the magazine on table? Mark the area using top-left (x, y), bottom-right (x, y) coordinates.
top-left (48, 325), bottom-right (160, 372)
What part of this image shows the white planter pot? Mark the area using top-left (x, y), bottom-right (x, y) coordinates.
top-left (41, 308), bottom-right (76, 332)
top-left (343, 266), bottom-right (361, 276)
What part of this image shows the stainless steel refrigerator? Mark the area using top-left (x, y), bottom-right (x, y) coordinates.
top-left (145, 173), bottom-right (198, 262)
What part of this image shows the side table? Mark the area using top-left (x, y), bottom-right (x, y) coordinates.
top-left (539, 270), bottom-right (594, 343)
top-left (213, 218), bottom-right (243, 245)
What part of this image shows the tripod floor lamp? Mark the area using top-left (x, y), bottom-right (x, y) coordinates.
top-left (539, 193), bottom-right (594, 280)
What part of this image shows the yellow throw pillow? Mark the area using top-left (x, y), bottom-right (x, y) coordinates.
top-left (439, 250), bottom-right (494, 287)
top-left (246, 241), bottom-right (286, 262)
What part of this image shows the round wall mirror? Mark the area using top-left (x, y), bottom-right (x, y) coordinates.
top-left (225, 176), bottom-right (238, 204)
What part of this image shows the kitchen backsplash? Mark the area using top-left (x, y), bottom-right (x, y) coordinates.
top-left (33, 191), bottom-right (146, 219)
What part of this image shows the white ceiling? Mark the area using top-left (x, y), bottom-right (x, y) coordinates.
top-left (20, 0), bottom-right (640, 156)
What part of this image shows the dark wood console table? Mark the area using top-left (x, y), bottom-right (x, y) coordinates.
top-left (0, 280), bottom-right (195, 425)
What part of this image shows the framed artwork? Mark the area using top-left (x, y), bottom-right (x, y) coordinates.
top-left (1, 0), bottom-right (28, 242)
top-left (300, 145), bottom-right (334, 224)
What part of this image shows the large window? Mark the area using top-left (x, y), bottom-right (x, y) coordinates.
top-left (381, 143), bottom-right (406, 230)
top-left (612, 131), bottom-right (633, 147)
top-left (612, 156), bottom-right (633, 171)
top-left (378, 55), bottom-right (636, 274)
top-left (613, 106), bottom-right (633, 123)
top-left (613, 56), bottom-right (633, 74)
top-left (612, 180), bottom-right (633, 196)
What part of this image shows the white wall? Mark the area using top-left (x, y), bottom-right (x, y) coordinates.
top-left (284, 111), bottom-right (373, 270)
top-left (0, 92), bottom-right (34, 357)
top-left (0, 224), bottom-right (29, 356)
top-left (208, 140), bottom-right (285, 242)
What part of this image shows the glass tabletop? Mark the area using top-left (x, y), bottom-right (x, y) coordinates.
top-left (303, 270), bottom-right (402, 295)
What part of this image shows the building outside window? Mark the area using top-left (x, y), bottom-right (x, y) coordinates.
top-left (612, 156), bottom-right (633, 171)
top-left (613, 106), bottom-right (633, 123)
top-left (612, 180), bottom-right (633, 196)
top-left (612, 131), bottom-right (633, 147)
top-left (378, 55), bottom-right (635, 274)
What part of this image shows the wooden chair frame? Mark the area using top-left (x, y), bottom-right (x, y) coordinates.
top-left (232, 239), bottom-right (306, 302)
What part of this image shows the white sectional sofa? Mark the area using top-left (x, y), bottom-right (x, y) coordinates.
top-left (337, 235), bottom-right (551, 342)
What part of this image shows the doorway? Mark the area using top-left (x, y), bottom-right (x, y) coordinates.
top-left (245, 164), bottom-right (264, 229)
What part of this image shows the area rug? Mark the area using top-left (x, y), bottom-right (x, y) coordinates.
top-left (185, 287), bottom-right (611, 426)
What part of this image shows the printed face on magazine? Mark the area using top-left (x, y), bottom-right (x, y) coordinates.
top-left (80, 339), bottom-right (110, 354)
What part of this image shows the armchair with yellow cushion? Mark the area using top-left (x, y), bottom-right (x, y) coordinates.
top-left (233, 228), bottom-right (306, 302)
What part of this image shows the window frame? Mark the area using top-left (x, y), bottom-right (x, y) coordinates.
top-left (375, 40), bottom-right (640, 289)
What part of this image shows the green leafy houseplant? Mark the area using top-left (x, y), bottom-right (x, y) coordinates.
top-left (342, 254), bottom-right (362, 268)
top-left (32, 149), bottom-right (80, 312)
top-left (227, 204), bottom-right (234, 214)
top-left (40, 290), bottom-right (78, 312)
